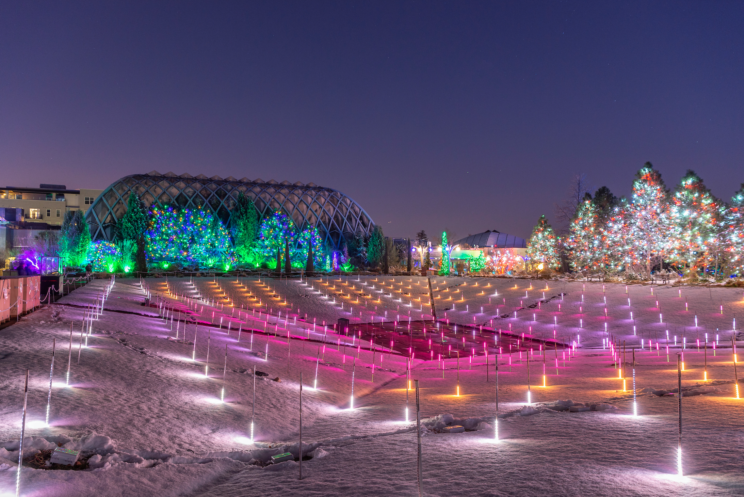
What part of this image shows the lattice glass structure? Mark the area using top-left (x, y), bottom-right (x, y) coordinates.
top-left (86, 171), bottom-right (375, 249)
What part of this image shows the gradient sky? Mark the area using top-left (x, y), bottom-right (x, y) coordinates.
top-left (1, 1), bottom-right (743, 240)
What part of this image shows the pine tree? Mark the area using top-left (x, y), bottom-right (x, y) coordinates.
top-left (367, 225), bottom-right (385, 268)
top-left (723, 184), bottom-right (744, 276)
top-left (566, 195), bottom-right (605, 271)
top-left (620, 163), bottom-right (672, 275)
top-left (120, 193), bottom-right (148, 242)
top-left (439, 232), bottom-right (451, 276)
top-left (257, 211), bottom-right (296, 262)
top-left (527, 215), bottom-right (561, 270)
top-left (59, 210), bottom-right (91, 267)
top-left (669, 170), bottom-right (722, 274)
top-left (231, 193), bottom-right (259, 265)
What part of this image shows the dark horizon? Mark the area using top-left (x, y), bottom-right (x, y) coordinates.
top-left (2, 1), bottom-right (743, 240)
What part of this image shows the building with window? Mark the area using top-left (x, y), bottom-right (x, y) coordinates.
top-left (0, 184), bottom-right (103, 227)
top-left (0, 185), bottom-right (103, 266)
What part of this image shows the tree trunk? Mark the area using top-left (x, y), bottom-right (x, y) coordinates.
top-left (407, 239), bottom-right (412, 274)
top-left (285, 239), bottom-right (292, 275)
top-left (306, 243), bottom-right (314, 274)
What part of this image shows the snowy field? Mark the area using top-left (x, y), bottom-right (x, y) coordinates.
top-left (2, 275), bottom-right (744, 496)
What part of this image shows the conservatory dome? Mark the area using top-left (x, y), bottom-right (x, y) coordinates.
top-left (86, 171), bottom-right (375, 249)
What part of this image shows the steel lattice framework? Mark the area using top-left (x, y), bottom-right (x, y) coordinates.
top-left (86, 171), bottom-right (375, 250)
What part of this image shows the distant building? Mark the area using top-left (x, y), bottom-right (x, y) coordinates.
top-left (0, 184), bottom-right (103, 266)
top-left (0, 184), bottom-right (103, 227)
top-left (452, 230), bottom-right (527, 249)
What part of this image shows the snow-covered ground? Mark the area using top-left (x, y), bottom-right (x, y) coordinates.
top-left (2, 275), bottom-right (744, 496)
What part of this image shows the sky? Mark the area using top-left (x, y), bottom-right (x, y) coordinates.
top-left (1, 1), bottom-right (743, 240)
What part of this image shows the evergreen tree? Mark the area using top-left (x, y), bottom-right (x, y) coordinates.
top-left (566, 195), bottom-right (605, 271)
top-left (592, 186), bottom-right (618, 222)
top-left (381, 237), bottom-right (389, 274)
top-left (119, 193), bottom-right (148, 242)
top-left (439, 232), bottom-right (451, 276)
top-left (367, 225), bottom-right (385, 268)
top-left (231, 193), bottom-right (259, 265)
top-left (257, 211), bottom-right (296, 262)
top-left (723, 184), bottom-right (744, 276)
top-left (119, 193), bottom-right (149, 272)
top-left (527, 215), bottom-right (561, 270)
top-left (616, 163), bottom-right (672, 275)
top-left (59, 210), bottom-right (91, 267)
top-left (669, 170), bottom-right (722, 273)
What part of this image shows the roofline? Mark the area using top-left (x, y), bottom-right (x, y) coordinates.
top-left (2, 186), bottom-right (81, 194)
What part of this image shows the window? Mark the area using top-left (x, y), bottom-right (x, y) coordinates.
top-left (46, 193), bottom-right (54, 201)
top-left (15, 194), bottom-right (22, 200)
top-left (84, 196), bottom-right (94, 205)
top-left (56, 209), bottom-right (61, 217)
top-left (29, 208), bottom-right (41, 219)
top-left (46, 209), bottom-right (51, 217)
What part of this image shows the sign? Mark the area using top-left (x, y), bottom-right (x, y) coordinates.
top-left (50, 447), bottom-right (80, 466)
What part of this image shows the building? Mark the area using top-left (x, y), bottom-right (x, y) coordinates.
top-left (0, 185), bottom-right (103, 266)
top-left (452, 230), bottom-right (527, 249)
top-left (0, 184), bottom-right (103, 227)
top-left (86, 171), bottom-right (375, 250)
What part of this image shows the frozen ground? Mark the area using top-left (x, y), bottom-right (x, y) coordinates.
top-left (2, 275), bottom-right (744, 496)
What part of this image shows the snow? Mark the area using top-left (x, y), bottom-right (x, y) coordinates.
top-left (1, 275), bottom-right (744, 496)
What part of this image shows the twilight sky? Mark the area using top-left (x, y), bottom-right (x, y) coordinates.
top-left (1, 1), bottom-right (743, 240)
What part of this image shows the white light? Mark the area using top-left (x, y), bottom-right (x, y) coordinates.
top-left (677, 446), bottom-right (683, 477)
top-left (527, 391), bottom-right (531, 405)
top-left (350, 396), bottom-right (354, 410)
top-left (405, 407), bottom-right (409, 422)
top-left (494, 419), bottom-right (499, 441)
top-left (633, 401), bottom-right (637, 417)
top-left (250, 422), bottom-right (254, 443)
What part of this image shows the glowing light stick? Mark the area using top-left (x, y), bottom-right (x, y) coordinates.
top-left (250, 368), bottom-right (256, 442)
top-left (221, 345), bottom-right (228, 402)
top-left (192, 325), bottom-right (198, 361)
top-left (16, 370), bottom-right (29, 497)
top-left (526, 353), bottom-right (531, 405)
top-left (632, 349), bottom-right (637, 417)
top-left (495, 358), bottom-right (500, 441)
top-left (45, 338), bottom-right (55, 425)
top-left (205, 330), bottom-right (211, 377)
top-left (314, 347), bottom-right (320, 389)
top-left (66, 322), bottom-right (73, 386)
top-left (350, 358), bottom-right (356, 409)
top-left (677, 354), bottom-right (683, 477)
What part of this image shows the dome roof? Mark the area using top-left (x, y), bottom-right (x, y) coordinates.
top-left (86, 171), bottom-right (374, 249)
top-left (453, 230), bottom-right (526, 249)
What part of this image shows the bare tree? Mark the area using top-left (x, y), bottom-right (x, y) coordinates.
top-left (554, 173), bottom-right (593, 233)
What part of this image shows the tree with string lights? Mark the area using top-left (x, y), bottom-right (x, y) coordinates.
top-left (723, 184), bottom-right (744, 276)
top-left (669, 170), bottom-right (722, 275)
top-left (527, 215), bottom-right (561, 270)
top-left (565, 194), bottom-right (606, 272)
